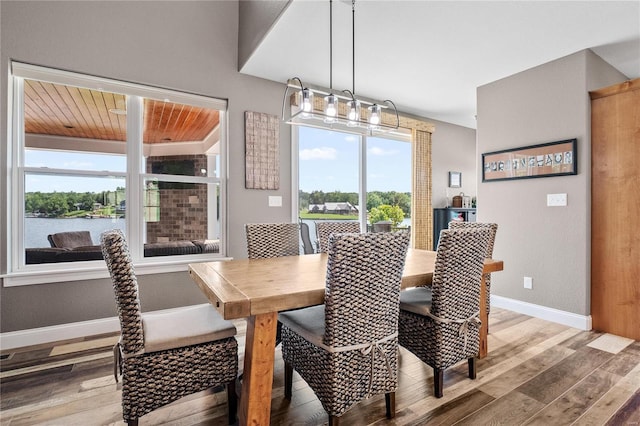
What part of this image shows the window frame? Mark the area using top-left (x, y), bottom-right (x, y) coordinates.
top-left (292, 124), bottom-right (411, 233)
top-left (4, 62), bottom-right (229, 286)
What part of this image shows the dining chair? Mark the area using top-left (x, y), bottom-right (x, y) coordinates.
top-left (300, 222), bottom-right (315, 254)
top-left (448, 222), bottom-right (498, 319)
top-left (279, 231), bottom-right (410, 425)
top-left (244, 222), bottom-right (301, 347)
top-left (315, 221), bottom-right (361, 253)
top-left (398, 228), bottom-right (490, 398)
top-left (244, 222), bottom-right (300, 258)
top-left (100, 229), bottom-right (238, 426)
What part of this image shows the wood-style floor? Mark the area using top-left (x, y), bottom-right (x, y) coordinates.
top-left (1, 308), bottom-right (639, 425)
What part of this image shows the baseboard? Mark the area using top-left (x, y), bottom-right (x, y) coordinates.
top-left (0, 317), bottom-right (120, 350)
top-left (0, 305), bottom-right (207, 351)
top-left (492, 295), bottom-right (592, 330)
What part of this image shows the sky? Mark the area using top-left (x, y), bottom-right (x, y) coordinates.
top-left (25, 150), bottom-right (126, 193)
top-left (298, 126), bottom-right (411, 194)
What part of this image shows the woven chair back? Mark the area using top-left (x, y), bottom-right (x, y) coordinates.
top-left (431, 229), bottom-right (491, 321)
top-left (448, 222), bottom-right (498, 258)
top-left (100, 229), bottom-right (144, 356)
top-left (245, 223), bottom-right (300, 259)
top-left (323, 231), bottom-right (410, 348)
top-left (315, 221), bottom-right (361, 253)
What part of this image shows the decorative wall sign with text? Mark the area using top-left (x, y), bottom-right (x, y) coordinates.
top-left (245, 111), bottom-right (280, 189)
top-left (482, 138), bottom-right (577, 182)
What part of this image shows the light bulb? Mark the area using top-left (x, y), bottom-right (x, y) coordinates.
top-left (368, 104), bottom-right (381, 127)
top-left (347, 99), bottom-right (361, 127)
top-left (324, 94), bottom-right (338, 123)
top-left (301, 88), bottom-right (313, 118)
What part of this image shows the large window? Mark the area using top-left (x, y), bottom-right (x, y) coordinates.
top-left (6, 63), bottom-right (226, 285)
top-left (295, 126), bottom-right (411, 249)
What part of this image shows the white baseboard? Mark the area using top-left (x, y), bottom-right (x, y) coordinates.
top-left (0, 317), bottom-right (120, 350)
top-left (0, 305), bottom-right (209, 350)
top-left (492, 295), bottom-right (592, 330)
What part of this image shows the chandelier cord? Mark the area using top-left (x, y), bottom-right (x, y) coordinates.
top-left (329, 0), bottom-right (333, 90)
top-left (352, 0), bottom-right (355, 94)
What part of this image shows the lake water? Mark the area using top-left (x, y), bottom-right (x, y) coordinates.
top-left (25, 217), bottom-right (125, 248)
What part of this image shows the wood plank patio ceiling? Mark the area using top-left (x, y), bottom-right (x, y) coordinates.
top-left (23, 79), bottom-right (220, 144)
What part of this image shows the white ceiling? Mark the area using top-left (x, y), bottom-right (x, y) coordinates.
top-left (240, 1), bottom-right (640, 129)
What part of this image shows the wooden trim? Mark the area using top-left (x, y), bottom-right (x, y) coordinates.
top-left (589, 78), bottom-right (640, 100)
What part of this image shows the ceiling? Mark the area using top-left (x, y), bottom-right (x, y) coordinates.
top-left (240, 1), bottom-right (640, 129)
top-left (24, 79), bottom-right (220, 144)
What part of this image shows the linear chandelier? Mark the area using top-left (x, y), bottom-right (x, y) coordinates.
top-left (281, 0), bottom-right (400, 134)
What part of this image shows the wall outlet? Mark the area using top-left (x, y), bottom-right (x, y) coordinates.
top-left (547, 193), bottom-right (567, 206)
top-left (524, 276), bottom-right (533, 289)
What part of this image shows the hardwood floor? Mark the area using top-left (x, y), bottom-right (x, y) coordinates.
top-left (1, 308), bottom-right (639, 425)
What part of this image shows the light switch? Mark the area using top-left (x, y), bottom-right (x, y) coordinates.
top-left (268, 196), bottom-right (282, 207)
top-left (547, 193), bottom-right (567, 207)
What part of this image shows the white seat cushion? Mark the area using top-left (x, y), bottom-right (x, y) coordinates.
top-left (278, 305), bottom-right (326, 348)
top-left (399, 287), bottom-right (433, 316)
top-left (142, 304), bottom-right (236, 353)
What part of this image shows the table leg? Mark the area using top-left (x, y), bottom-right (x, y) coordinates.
top-left (239, 312), bottom-right (278, 426)
top-left (478, 274), bottom-right (488, 358)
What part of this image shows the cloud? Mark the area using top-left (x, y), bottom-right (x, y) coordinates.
top-left (63, 161), bottom-right (95, 168)
top-left (369, 147), bottom-right (397, 156)
top-left (299, 147), bottom-right (337, 160)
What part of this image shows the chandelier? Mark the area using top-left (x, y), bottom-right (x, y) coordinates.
top-left (281, 0), bottom-right (399, 134)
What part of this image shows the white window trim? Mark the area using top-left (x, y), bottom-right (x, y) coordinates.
top-left (292, 125), bottom-right (411, 233)
top-left (3, 62), bottom-right (229, 286)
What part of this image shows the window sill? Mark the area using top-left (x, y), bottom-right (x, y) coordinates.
top-left (1, 254), bottom-right (232, 287)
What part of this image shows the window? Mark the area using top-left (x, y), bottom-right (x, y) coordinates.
top-left (294, 126), bottom-right (411, 248)
top-left (6, 62), bottom-right (227, 285)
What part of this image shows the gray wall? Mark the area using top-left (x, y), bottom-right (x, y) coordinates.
top-left (0, 1), bottom-right (293, 331)
top-left (430, 120), bottom-right (477, 208)
top-left (476, 50), bottom-right (627, 316)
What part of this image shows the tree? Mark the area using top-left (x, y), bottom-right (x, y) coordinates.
top-left (366, 192), bottom-right (383, 211)
top-left (368, 204), bottom-right (405, 227)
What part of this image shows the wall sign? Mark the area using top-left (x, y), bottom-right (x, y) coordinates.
top-left (482, 138), bottom-right (577, 182)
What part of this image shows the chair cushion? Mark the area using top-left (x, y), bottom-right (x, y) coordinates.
top-left (48, 231), bottom-right (93, 248)
top-left (399, 287), bottom-right (433, 316)
top-left (278, 304), bottom-right (326, 348)
top-left (142, 304), bottom-right (236, 353)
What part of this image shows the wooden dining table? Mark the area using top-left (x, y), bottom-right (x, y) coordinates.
top-left (189, 248), bottom-right (503, 426)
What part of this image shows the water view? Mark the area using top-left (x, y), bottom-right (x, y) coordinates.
top-left (25, 217), bottom-right (125, 248)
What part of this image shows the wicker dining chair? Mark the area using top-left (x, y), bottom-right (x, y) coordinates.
top-left (398, 228), bottom-right (490, 398)
top-left (279, 231), bottom-right (410, 425)
top-left (244, 222), bottom-right (301, 347)
top-left (315, 221), bottom-right (361, 253)
top-left (100, 229), bottom-right (238, 426)
top-left (244, 222), bottom-right (300, 258)
top-left (300, 222), bottom-right (316, 254)
top-left (448, 222), bottom-right (498, 318)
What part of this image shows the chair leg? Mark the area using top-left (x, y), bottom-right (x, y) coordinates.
top-left (468, 357), bottom-right (477, 380)
top-left (284, 361), bottom-right (293, 400)
top-left (226, 379), bottom-right (237, 425)
top-left (127, 420), bottom-right (138, 426)
top-left (328, 414), bottom-right (340, 426)
top-left (385, 392), bottom-right (396, 419)
top-left (433, 368), bottom-right (444, 398)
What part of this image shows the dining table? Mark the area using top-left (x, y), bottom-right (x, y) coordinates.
top-left (189, 248), bottom-right (503, 426)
